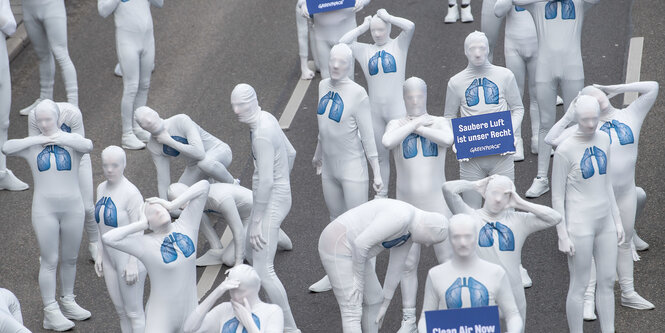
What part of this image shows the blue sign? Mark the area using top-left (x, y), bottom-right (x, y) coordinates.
top-left (451, 111), bottom-right (515, 160)
top-left (425, 306), bottom-right (500, 333)
top-left (306, 0), bottom-right (354, 15)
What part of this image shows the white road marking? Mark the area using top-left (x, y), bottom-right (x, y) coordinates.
top-left (624, 37), bottom-right (644, 105)
top-left (279, 62), bottom-right (317, 129)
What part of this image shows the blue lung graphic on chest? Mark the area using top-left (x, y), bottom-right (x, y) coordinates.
top-left (465, 78), bottom-right (499, 107)
top-left (37, 145), bottom-right (72, 172)
top-left (580, 146), bottom-right (607, 179)
top-left (160, 232), bottom-right (195, 264)
top-left (600, 120), bottom-right (634, 145)
top-left (445, 277), bottom-right (489, 309)
top-left (402, 133), bottom-right (438, 159)
top-left (318, 91), bottom-right (344, 122)
top-left (95, 197), bottom-right (118, 227)
top-left (162, 136), bottom-right (188, 157)
top-left (545, 0), bottom-right (576, 20)
top-left (368, 50), bottom-right (397, 76)
top-left (382, 232), bottom-right (411, 249)
top-left (222, 313), bottom-right (261, 333)
top-left (515, 5), bottom-right (526, 11)
top-left (60, 123), bottom-right (72, 133)
top-left (478, 222), bottom-right (515, 251)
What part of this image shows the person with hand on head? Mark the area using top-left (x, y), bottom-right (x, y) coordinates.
top-left (98, 0), bottom-right (163, 150)
top-left (0, 288), bottom-right (30, 333)
top-left (3, 100), bottom-right (93, 331)
top-left (94, 146), bottom-right (146, 333)
top-left (318, 199), bottom-right (448, 333)
top-left (230, 83), bottom-right (301, 333)
top-left (444, 31), bottom-right (524, 208)
top-left (339, 8), bottom-right (415, 198)
top-left (442, 175), bottom-right (561, 325)
top-left (183, 264), bottom-right (284, 333)
top-left (417, 214), bottom-right (523, 333)
top-left (549, 95), bottom-right (624, 333)
top-left (135, 106), bottom-right (235, 199)
top-left (545, 81), bottom-right (659, 318)
top-left (102, 180), bottom-right (209, 332)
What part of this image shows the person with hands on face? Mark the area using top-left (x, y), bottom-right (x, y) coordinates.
top-left (135, 106), bottom-right (235, 199)
top-left (549, 95), bottom-right (624, 333)
top-left (318, 199), bottom-right (448, 333)
top-left (442, 175), bottom-right (561, 325)
top-left (2, 100), bottom-right (93, 331)
top-left (230, 83), bottom-right (300, 333)
top-left (184, 264), bottom-right (284, 333)
top-left (94, 146), bottom-right (146, 333)
top-left (102, 180), bottom-right (210, 333)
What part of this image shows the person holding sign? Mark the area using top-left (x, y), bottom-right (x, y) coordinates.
top-left (382, 77), bottom-right (454, 333)
top-left (300, 0), bottom-right (370, 79)
top-left (318, 198), bottom-right (448, 333)
top-left (339, 8), bottom-right (415, 198)
top-left (442, 176), bottom-right (561, 325)
top-left (417, 214), bottom-right (523, 333)
top-left (548, 95), bottom-right (624, 333)
top-left (545, 82), bottom-right (659, 317)
top-left (444, 31), bottom-right (524, 208)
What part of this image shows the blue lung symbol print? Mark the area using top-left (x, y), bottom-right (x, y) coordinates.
top-left (163, 136), bottom-right (189, 157)
top-left (600, 120), bottom-right (634, 145)
top-left (60, 123), bottom-right (72, 133)
top-left (445, 277), bottom-right (489, 309)
top-left (161, 232), bottom-right (195, 264)
top-left (382, 232), bottom-right (412, 249)
top-left (580, 146), bottom-right (607, 179)
top-left (545, 0), bottom-right (576, 20)
top-left (465, 78), bottom-right (499, 107)
top-left (318, 91), bottom-right (344, 122)
top-left (222, 313), bottom-right (261, 333)
top-left (37, 145), bottom-right (72, 172)
top-left (402, 133), bottom-right (438, 159)
top-left (479, 222), bottom-right (515, 251)
top-left (515, 5), bottom-right (526, 11)
top-left (95, 197), bottom-right (118, 227)
top-left (368, 50), bottom-right (397, 76)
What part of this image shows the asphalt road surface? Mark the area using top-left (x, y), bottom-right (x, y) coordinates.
top-left (1, 0), bottom-right (664, 332)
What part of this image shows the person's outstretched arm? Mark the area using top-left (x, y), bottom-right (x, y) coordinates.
top-left (596, 81), bottom-right (659, 121)
top-left (551, 151), bottom-right (574, 255)
top-left (155, 180), bottom-right (210, 231)
top-left (443, 81), bottom-right (461, 119)
top-left (544, 98), bottom-right (578, 147)
top-left (51, 132), bottom-right (93, 154)
top-left (339, 15), bottom-right (371, 44)
top-left (102, 212), bottom-right (148, 259)
top-left (2, 136), bottom-right (45, 156)
top-left (356, 95), bottom-right (383, 193)
top-left (442, 180), bottom-right (478, 215)
top-left (153, 117), bottom-right (207, 162)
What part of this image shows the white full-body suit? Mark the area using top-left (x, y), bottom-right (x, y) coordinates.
top-left (28, 103), bottom-right (99, 261)
top-left (102, 180), bottom-right (210, 333)
top-left (550, 96), bottom-right (623, 333)
top-left (95, 146), bottom-right (147, 333)
top-left (442, 177), bottom-right (561, 325)
top-left (0, 1), bottom-right (28, 191)
top-left (444, 31), bottom-right (524, 208)
top-left (98, 0), bottom-right (163, 149)
top-left (417, 214), bottom-right (523, 333)
top-left (339, 10), bottom-right (414, 197)
top-left (381, 77), bottom-right (453, 331)
top-left (20, 0), bottom-right (78, 113)
top-left (2, 100), bottom-right (93, 330)
top-left (231, 84), bottom-right (300, 333)
top-left (135, 108), bottom-right (234, 199)
top-left (318, 199), bottom-right (448, 333)
top-left (0, 288), bottom-right (30, 333)
top-left (481, 0), bottom-right (504, 62)
top-left (295, 0), bottom-right (317, 79)
top-left (545, 82), bottom-right (659, 313)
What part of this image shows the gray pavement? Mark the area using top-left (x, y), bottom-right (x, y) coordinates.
top-left (1, 0), bottom-right (664, 331)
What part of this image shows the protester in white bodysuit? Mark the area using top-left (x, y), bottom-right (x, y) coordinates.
top-left (135, 106), bottom-right (234, 199)
top-left (230, 83), bottom-right (301, 333)
top-left (339, 9), bottom-right (414, 198)
top-left (550, 95), bottom-right (624, 333)
top-left (319, 199), bottom-right (448, 333)
top-left (184, 264), bottom-right (284, 333)
top-left (545, 82), bottom-right (659, 317)
top-left (417, 214), bottom-right (523, 333)
top-left (442, 176), bottom-right (561, 325)
top-left (19, 0), bottom-right (78, 115)
top-left (296, 0), bottom-right (317, 80)
top-left (300, 0), bottom-right (370, 79)
top-left (3, 100), bottom-right (92, 331)
top-left (444, 31), bottom-right (524, 208)
top-left (0, 0), bottom-right (28, 191)
top-left (381, 77), bottom-right (453, 332)
top-left (0, 288), bottom-right (30, 333)
top-left (481, 0), bottom-right (504, 61)
top-left (98, 0), bottom-right (163, 150)
top-left (94, 146), bottom-right (146, 333)
top-left (102, 180), bottom-right (209, 332)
